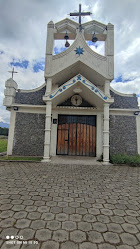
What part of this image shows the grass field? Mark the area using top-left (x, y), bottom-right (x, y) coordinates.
top-left (0, 137), bottom-right (8, 153)
top-left (0, 156), bottom-right (42, 161)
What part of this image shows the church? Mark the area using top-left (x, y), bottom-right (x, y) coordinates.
top-left (3, 5), bottom-right (140, 164)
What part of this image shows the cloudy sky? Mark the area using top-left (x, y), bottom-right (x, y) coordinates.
top-left (0, 0), bottom-right (140, 124)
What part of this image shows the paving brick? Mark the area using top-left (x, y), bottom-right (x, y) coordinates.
top-left (52, 229), bottom-right (68, 242)
top-left (125, 210), bottom-right (139, 216)
top-left (107, 223), bottom-right (123, 233)
top-left (46, 220), bottom-right (61, 230)
top-left (41, 212), bottom-right (55, 221)
top-left (116, 246), bottom-right (134, 249)
top-left (124, 216), bottom-right (139, 224)
top-left (35, 228), bottom-right (51, 241)
top-left (122, 223), bottom-right (139, 234)
top-left (62, 221), bottom-right (76, 231)
top-left (13, 211), bottom-right (27, 219)
top-left (98, 244), bottom-right (116, 249)
top-left (50, 206), bottom-right (63, 213)
top-left (25, 205), bottom-right (37, 212)
top-left (11, 200), bottom-right (23, 205)
top-left (0, 227), bottom-right (19, 240)
top-left (92, 203), bottom-right (104, 209)
top-left (1, 243), bottom-right (21, 249)
top-left (18, 228), bottom-right (35, 240)
top-left (69, 202), bottom-right (80, 208)
top-left (0, 204), bottom-right (13, 211)
top-left (76, 207), bottom-right (88, 214)
top-left (0, 210), bottom-right (14, 219)
top-left (0, 218), bottom-right (16, 228)
top-left (78, 221), bottom-right (92, 231)
top-left (46, 201), bottom-right (57, 207)
top-left (120, 232), bottom-right (139, 246)
top-left (101, 208), bottom-right (113, 216)
top-left (34, 200), bottom-right (45, 206)
top-left (22, 200), bottom-right (34, 205)
top-left (88, 230), bottom-right (104, 243)
top-left (57, 202), bottom-right (68, 207)
top-left (92, 222), bottom-right (107, 232)
top-left (15, 219), bottom-right (31, 228)
top-left (63, 207), bottom-right (75, 214)
top-left (56, 213), bottom-right (68, 221)
top-left (88, 208), bottom-right (100, 215)
top-left (103, 232), bottom-right (120, 244)
top-left (97, 215), bottom-right (110, 224)
top-left (11, 205), bottom-right (25, 212)
top-left (83, 214), bottom-right (96, 223)
top-left (80, 242), bottom-right (97, 249)
top-left (37, 206), bottom-right (50, 213)
top-left (0, 199), bottom-right (11, 204)
top-left (70, 230), bottom-right (86, 242)
top-left (113, 209), bottom-right (126, 216)
top-left (110, 216), bottom-right (125, 224)
top-left (1, 162), bottom-right (140, 249)
top-left (41, 241), bottom-right (59, 249)
top-left (61, 241), bottom-right (78, 249)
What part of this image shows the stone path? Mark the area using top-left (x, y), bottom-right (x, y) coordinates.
top-left (0, 162), bottom-right (140, 249)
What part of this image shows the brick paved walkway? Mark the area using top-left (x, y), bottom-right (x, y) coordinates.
top-left (0, 162), bottom-right (140, 249)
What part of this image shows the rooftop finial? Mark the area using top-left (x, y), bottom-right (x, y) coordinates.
top-left (69, 4), bottom-right (92, 31)
top-left (8, 67), bottom-right (18, 79)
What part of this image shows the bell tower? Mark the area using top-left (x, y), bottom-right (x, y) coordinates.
top-left (42, 4), bottom-right (114, 163)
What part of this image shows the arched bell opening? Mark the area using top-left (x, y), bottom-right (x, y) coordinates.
top-left (86, 40), bottom-right (105, 56)
top-left (54, 39), bottom-right (74, 55)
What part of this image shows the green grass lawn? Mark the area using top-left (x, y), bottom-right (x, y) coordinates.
top-left (0, 156), bottom-right (42, 161)
top-left (0, 138), bottom-right (8, 153)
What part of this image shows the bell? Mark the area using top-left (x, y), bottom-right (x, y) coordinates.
top-left (92, 32), bottom-right (98, 43)
top-left (65, 40), bottom-right (70, 47)
top-left (64, 32), bottom-right (69, 40)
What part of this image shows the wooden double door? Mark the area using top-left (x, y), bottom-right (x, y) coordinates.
top-left (57, 115), bottom-right (96, 156)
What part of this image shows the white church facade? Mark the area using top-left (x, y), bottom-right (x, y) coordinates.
top-left (3, 13), bottom-right (140, 164)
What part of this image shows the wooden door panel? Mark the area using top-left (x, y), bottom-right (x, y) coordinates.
top-left (93, 126), bottom-right (96, 156)
top-left (83, 124), bottom-right (86, 156)
top-left (57, 125), bottom-right (62, 154)
top-left (69, 123), bottom-right (73, 155)
top-left (76, 123), bottom-right (80, 155)
top-left (57, 115), bottom-right (96, 157)
top-left (86, 125), bottom-right (89, 156)
top-left (72, 123), bottom-right (76, 155)
top-left (89, 125), bottom-right (93, 156)
top-left (64, 124), bottom-right (68, 155)
top-left (79, 124), bottom-right (83, 155)
top-left (61, 124), bottom-right (65, 154)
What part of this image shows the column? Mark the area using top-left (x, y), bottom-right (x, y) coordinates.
top-left (42, 78), bottom-right (52, 162)
top-left (7, 109), bottom-right (16, 155)
top-left (136, 114), bottom-right (140, 155)
top-left (96, 113), bottom-right (102, 157)
top-left (103, 103), bottom-right (110, 164)
top-left (50, 112), bottom-right (58, 156)
top-left (104, 80), bottom-right (110, 97)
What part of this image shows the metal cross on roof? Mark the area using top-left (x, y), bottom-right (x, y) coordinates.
top-left (8, 67), bottom-right (18, 79)
top-left (70, 4), bottom-right (91, 29)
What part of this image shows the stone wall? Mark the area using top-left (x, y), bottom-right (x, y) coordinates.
top-left (13, 112), bottom-right (45, 156)
top-left (110, 90), bottom-right (138, 109)
top-left (109, 115), bottom-right (137, 155)
top-left (15, 86), bottom-right (46, 105)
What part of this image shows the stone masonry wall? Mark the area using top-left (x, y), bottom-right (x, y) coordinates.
top-left (15, 86), bottom-right (46, 105)
top-left (109, 115), bottom-right (137, 155)
top-left (110, 90), bottom-right (138, 109)
top-left (13, 112), bottom-right (45, 156)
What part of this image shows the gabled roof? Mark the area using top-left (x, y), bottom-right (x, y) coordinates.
top-left (44, 74), bottom-right (114, 108)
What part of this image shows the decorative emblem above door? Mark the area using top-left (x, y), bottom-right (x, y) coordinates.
top-left (71, 95), bottom-right (82, 106)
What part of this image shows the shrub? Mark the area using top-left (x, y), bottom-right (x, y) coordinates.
top-left (110, 154), bottom-right (140, 166)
